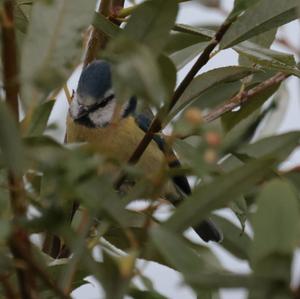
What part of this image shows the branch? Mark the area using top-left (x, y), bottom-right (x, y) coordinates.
top-left (0, 275), bottom-right (20, 299)
top-left (12, 240), bottom-right (71, 299)
top-left (203, 72), bottom-right (289, 123)
top-left (1, 1), bottom-right (38, 298)
top-left (1, 0), bottom-right (19, 118)
top-left (83, 0), bottom-right (111, 67)
top-left (83, 0), bottom-right (126, 67)
top-left (115, 17), bottom-right (234, 188)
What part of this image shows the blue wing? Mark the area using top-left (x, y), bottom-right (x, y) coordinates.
top-left (134, 113), bottom-right (223, 243)
top-left (134, 113), bottom-right (191, 196)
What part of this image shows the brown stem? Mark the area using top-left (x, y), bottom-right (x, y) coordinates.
top-left (1, 1), bottom-right (38, 299)
top-left (12, 241), bottom-right (71, 299)
top-left (1, 0), bottom-right (19, 118)
top-left (115, 18), bottom-right (234, 189)
top-left (83, 0), bottom-right (111, 67)
top-left (203, 72), bottom-right (288, 123)
top-left (0, 275), bottom-right (20, 299)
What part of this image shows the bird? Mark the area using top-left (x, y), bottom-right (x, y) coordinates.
top-left (66, 60), bottom-right (222, 243)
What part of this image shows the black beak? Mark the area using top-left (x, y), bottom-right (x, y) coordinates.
top-left (74, 105), bottom-right (89, 120)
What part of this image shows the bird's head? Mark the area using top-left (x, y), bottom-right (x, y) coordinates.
top-left (69, 60), bottom-right (136, 128)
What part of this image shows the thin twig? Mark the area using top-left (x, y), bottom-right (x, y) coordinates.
top-left (1, 1), bottom-right (38, 299)
top-left (203, 72), bottom-right (289, 123)
top-left (0, 275), bottom-right (20, 299)
top-left (11, 240), bottom-right (71, 299)
top-left (60, 209), bottom-right (92, 294)
top-left (115, 17), bottom-right (235, 189)
top-left (83, 0), bottom-right (111, 67)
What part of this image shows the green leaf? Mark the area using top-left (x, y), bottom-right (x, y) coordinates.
top-left (167, 66), bottom-right (254, 123)
top-left (221, 87), bottom-right (279, 135)
top-left (220, 131), bottom-right (300, 173)
top-left (24, 100), bottom-right (55, 137)
top-left (221, 69), bottom-right (280, 132)
top-left (229, 0), bottom-right (261, 19)
top-left (157, 55), bottom-right (176, 99)
top-left (164, 31), bottom-right (209, 54)
top-left (211, 215), bottom-right (252, 260)
top-left (238, 29), bottom-right (277, 66)
top-left (92, 12), bottom-right (122, 38)
top-left (256, 83), bottom-right (289, 138)
top-left (21, 0), bottom-right (96, 108)
top-left (165, 158), bottom-right (274, 233)
top-left (172, 24), bottom-right (214, 39)
top-left (97, 252), bottom-right (130, 299)
top-left (235, 42), bottom-right (300, 76)
top-left (15, 3), bottom-right (30, 33)
top-left (170, 41), bottom-right (209, 70)
top-left (106, 37), bottom-right (166, 106)
top-left (237, 131), bottom-right (300, 161)
top-left (221, 0), bottom-right (299, 48)
top-left (0, 103), bottom-right (24, 176)
top-left (251, 179), bottom-right (299, 263)
top-left (151, 227), bottom-right (215, 278)
top-left (151, 227), bottom-right (260, 289)
top-left (124, 0), bottom-right (178, 55)
top-left (221, 112), bottom-right (265, 153)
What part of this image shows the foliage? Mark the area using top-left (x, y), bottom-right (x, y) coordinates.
top-left (0, 0), bottom-right (300, 299)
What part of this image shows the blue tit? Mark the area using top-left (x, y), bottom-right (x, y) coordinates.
top-left (67, 60), bottom-right (222, 242)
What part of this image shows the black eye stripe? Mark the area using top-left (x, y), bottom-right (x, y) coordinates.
top-left (87, 94), bottom-right (114, 113)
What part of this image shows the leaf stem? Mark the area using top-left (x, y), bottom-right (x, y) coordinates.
top-left (203, 72), bottom-right (289, 123)
top-left (11, 240), bottom-right (72, 299)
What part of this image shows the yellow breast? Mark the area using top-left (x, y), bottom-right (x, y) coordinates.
top-left (66, 115), bottom-right (167, 180)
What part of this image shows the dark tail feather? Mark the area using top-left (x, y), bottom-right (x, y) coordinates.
top-left (194, 219), bottom-right (223, 242)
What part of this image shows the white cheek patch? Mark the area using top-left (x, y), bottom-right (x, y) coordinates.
top-left (89, 100), bottom-right (117, 127)
top-left (104, 88), bottom-right (114, 99)
top-left (69, 95), bottom-right (81, 119)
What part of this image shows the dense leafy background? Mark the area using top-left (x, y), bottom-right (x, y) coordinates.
top-left (0, 0), bottom-right (300, 299)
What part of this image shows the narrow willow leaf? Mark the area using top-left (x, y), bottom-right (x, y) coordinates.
top-left (237, 131), bottom-right (300, 161)
top-left (92, 12), bottom-right (122, 38)
top-left (165, 158), bottom-right (274, 233)
top-left (173, 24), bottom-right (214, 39)
top-left (105, 37), bottom-right (165, 106)
top-left (170, 42), bottom-right (208, 71)
top-left (15, 3), bottom-right (29, 33)
top-left (0, 103), bottom-right (24, 176)
top-left (164, 32), bottom-right (210, 55)
top-left (251, 179), bottom-right (299, 262)
top-left (211, 215), bottom-right (252, 261)
top-left (167, 66), bottom-right (254, 122)
top-left (221, 69), bottom-right (280, 132)
top-left (223, 109), bottom-right (270, 155)
top-left (238, 29), bottom-right (277, 66)
top-left (151, 227), bottom-right (215, 277)
top-left (235, 42), bottom-right (300, 76)
top-left (257, 83), bottom-right (289, 138)
top-left (151, 227), bottom-right (261, 289)
top-left (229, 0), bottom-right (261, 19)
top-left (21, 0), bottom-right (96, 108)
top-left (157, 55), bottom-right (177, 99)
top-left (221, 0), bottom-right (299, 48)
top-left (124, 0), bottom-right (178, 54)
top-left (221, 83), bottom-right (279, 133)
top-left (220, 131), bottom-right (300, 172)
top-left (170, 41), bottom-right (209, 70)
top-left (24, 100), bottom-right (55, 137)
